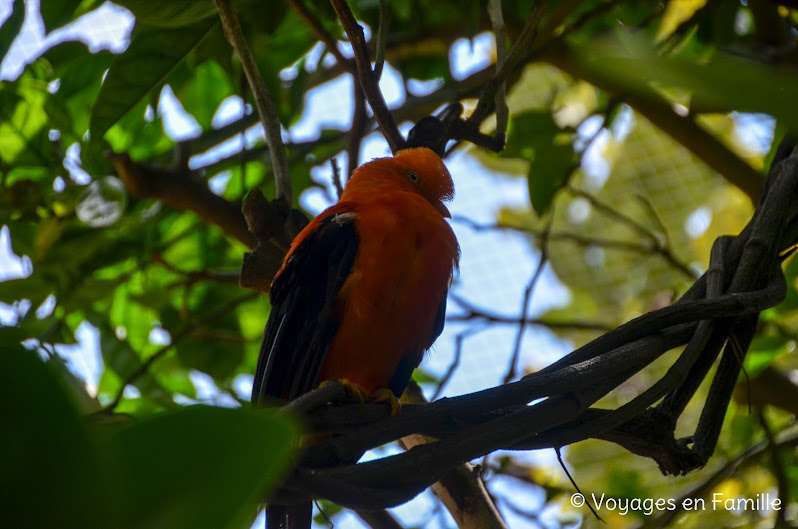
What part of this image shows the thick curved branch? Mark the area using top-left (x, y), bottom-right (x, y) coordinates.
top-left (110, 153), bottom-right (255, 248)
top-left (400, 383), bottom-right (508, 529)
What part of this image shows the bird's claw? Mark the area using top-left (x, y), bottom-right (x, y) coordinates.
top-left (370, 388), bottom-right (402, 416)
top-left (321, 380), bottom-right (401, 415)
top-left (320, 379), bottom-right (369, 405)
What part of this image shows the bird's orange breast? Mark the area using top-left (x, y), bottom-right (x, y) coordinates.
top-left (318, 192), bottom-right (459, 393)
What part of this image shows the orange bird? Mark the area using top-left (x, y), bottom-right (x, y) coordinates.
top-left (252, 147), bottom-right (459, 529)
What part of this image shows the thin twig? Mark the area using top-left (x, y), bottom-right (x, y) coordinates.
top-left (467, 0), bottom-right (548, 127)
top-left (285, 0), bottom-right (356, 74)
top-left (496, 499), bottom-right (545, 528)
top-left (373, 0), bottom-right (389, 81)
top-left (330, 0), bottom-right (405, 152)
top-left (568, 187), bottom-right (663, 248)
top-left (214, 0), bottom-right (292, 203)
top-left (487, 0), bottom-right (509, 144)
top-left (237, 71), bottom-right (247, 195)
top-left (566, 187), bottom-right (697, 279)
top-left (447, 293), bottom-right (612, 331)
top-left (431, 328), bottom-right (485, 401)
top-left (452, 215), bottom-right (696, 280)
top-left (331, 158), bottom-right (344, 199)
top-left (504, 215), bottom-right (553, 384)
top-left (348, 80), bottom-right (368, 177)
top-left (556, 448), bottom-right (604, 522)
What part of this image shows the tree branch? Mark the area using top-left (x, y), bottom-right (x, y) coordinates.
top-left (285, 0), bottom-right (355, 74)
top-left (400, 382), bottom-right (509, 529)
top-left (330, 0), bottom-right (405, 153)
top-left (214, 0), bottom-right (292, 204)
top-left (109, 153), bottom-right (255, 248)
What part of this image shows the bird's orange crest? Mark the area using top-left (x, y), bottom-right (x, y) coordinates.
top-left (342, 147), bottom-right (454, 218)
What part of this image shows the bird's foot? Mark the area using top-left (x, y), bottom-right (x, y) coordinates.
top-left (320, 379), bottom-right (369, 405)
top-left (370, 388), bottom-right (402, 416)
top-left (320, 380), bottom-right (401, 416)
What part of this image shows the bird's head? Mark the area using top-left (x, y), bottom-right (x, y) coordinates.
top-left (346, 147), bottom-right (454, 218)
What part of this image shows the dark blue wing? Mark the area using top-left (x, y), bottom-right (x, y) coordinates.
top-left (251, 213), bottom-right (359, 405)
top-left (386, 294), bottom-right (448, 397)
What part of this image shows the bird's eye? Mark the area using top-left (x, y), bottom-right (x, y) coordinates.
top-left (407, 171), bottom-right (419, 184)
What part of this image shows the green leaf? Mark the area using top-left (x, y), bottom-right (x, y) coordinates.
top-left (572, 36), bottom-right (798, 130)
top-left (177, 334), bottom-right (244, 380)
top-left (0, 341), bottom-right (110, 529)
top-left (176, 60), bottom-right (234, 130)
top-left (0, 71), bottom-right (58, 169)
top-left (114, 0), bottom-right (218, 28)
top-left (102, 97), bottom-right (172, 159)
top-left (89, 19), bottom-right (218, 140)
top-left (398, 55), bottom-right (450, 81)
top-left (39, 0), bottom-right (82, 33)
top-left (770, 251), bottom-right (798, 316)
top-left (744, 335), bottom-right (790, 377)
top-left (0, 336), bottom-right (298, 529)
top-left (502, 111), bottom-right (559, 158)
top-left (0, 274), bottom-right (49, 304)
top-left (42, 42), bottom-right (115, 137)
top-left (503, 111), bottom-right (575, 216)
top-left (528, 135), bottom-right (574, 217)
top-left (94, 319), bottom-right (177, 408)
top-left (0, 0), bottom-right (24, 64)
top-left (101, 405), bottom-right (299, 529)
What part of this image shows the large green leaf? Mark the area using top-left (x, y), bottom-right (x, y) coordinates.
top-left (42, 42), bottom-right (115, 138)
top-left (0, 0), bottom-right (24, 64)
top-left (102, 405), bottom-right (299, 529)
top-left (503, 111), bottom-right (575, 216)
top-left (572, 36), bottom-right (798, 130)
top-left (0, 341), bottom-right (110, 529)
top-left (175, 60), bottom-right (234, 131)
top-left (0, 274), bottom-right (49, 305)
top-left (39, 0), bottom-right (82, 33)
top-left (89, 19), bottom-right (218, 140)
top-left (0, 71), bottom-right (58, 170)
top-left (527, 136), bottom-right (574, 217)
top-left (114, 0), bottom-right (217, 28)
top-left (0, 337), bottom-right (298, 529)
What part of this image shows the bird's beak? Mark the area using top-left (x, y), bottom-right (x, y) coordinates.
top-left (436, 202), bottom-right (451, 218)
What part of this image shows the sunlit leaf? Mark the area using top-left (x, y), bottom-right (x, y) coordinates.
top-left (0, 72), bottom-right (58, 170)
top-left (744, 334), bottom-right (791, 377)
top-left (501, 111), bottom-right (575, 216)
top-left (572, 36), bottom-right (798, 129)
top-left (176, 60), bottom-right (234, 130)
top-left (90, 19), bottom-right (218, 140)
top-left (41, 42), bottom-right (115, 138)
